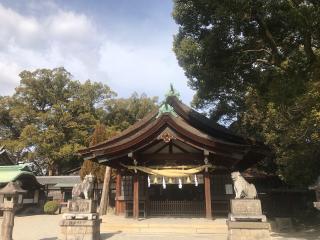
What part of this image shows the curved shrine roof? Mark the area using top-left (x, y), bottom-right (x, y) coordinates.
top-left (79, 96), bottom-right (269, 170)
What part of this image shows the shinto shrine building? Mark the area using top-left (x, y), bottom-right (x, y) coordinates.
top-left (79, 94), bottom-right (269, 219)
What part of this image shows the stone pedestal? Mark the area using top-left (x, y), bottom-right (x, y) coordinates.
top-left (67, 200), bottom-right (97, 213)
top-left (227, 199), bottom-right (271, 240)
top-left (60, 219), bottom-right (101, 240)
top-left (1, 209), bottom-right (15, 240)
top-left (59, 200), bottom-right (100, 240)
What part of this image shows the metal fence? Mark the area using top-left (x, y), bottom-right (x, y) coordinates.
top-left (149, 200), bottom-right (205, 217)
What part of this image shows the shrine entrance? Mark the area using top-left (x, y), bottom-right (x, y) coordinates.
top-left (148, 182), bottom-right (205, 217)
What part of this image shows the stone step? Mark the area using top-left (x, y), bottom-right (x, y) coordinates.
top-left (101, 223), bottom-right (228, 234)
top-left (101, 223), bottom-right (227, 228)
top-left (100, 216), bottom-right (228, 234)
top-left (101, 226), bottom-right (228, 234)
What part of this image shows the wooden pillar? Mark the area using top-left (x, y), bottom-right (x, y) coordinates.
top-left (204, 172), bottom-right (212, 219)
top-left (133, 174), bottom-right (139, 219)
top-left (115, 171), bottom-right (122, 215)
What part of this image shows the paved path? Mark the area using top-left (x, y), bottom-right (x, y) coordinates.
top-left (0, 214), bottom-right (319, 240)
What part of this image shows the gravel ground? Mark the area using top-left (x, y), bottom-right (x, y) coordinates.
top-left (0, 214), bottom-right (319, 240)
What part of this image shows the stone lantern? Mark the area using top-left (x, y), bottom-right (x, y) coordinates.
top-left (0, 181), bottom-right (26, 240)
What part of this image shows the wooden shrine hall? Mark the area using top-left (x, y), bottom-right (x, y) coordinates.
top-left (79, 93), bottom-right (269, 219)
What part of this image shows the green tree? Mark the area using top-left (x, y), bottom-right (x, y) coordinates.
top-left (80, 122), bottom-right (119, 183)
top-left (80, 93), bottom-right (158, 182)
top-left (0, 68), bottom-right (115, 175)
top-left (103, 92), bottom-right (158, 131)
top-left (173, 0), bottom-right (320, 186)
top-left (80, 94), bottom-right (158, 215)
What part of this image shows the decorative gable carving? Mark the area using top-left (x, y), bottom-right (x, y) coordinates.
top-left (157, 128), bottom-right (177, 143)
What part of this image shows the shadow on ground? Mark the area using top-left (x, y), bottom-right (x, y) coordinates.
top-left (271, 225), bottom-right (320, 240)
top-left (101, 231), bottom-right (122, 239)
top-left (38, 231), bottom-right (122, 240)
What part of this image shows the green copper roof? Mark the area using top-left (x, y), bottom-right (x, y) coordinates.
top-left (157, 84), bottom-right (180, 118)
top-left (0, 164), bottom-right (34, 184)
top-left (156, 103), bottom-right (178, 118)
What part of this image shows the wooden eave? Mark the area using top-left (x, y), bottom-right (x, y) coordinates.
top-left (79, 96), bottom-right (270, 170)
top-left (78, 110), bottom-right (159, 155)
top-left (166, 96), bottom-right (253, 145)
top-left (81, 114), bottom-right (250, 159)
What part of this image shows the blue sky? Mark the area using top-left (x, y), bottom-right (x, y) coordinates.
top-left (0, 0), bottom-right (195, 103)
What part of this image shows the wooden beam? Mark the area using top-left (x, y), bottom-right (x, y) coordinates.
top-left (204, 172), bottom-right (212, 219)
top-left (133, 174), bottom-right (139, 219)
top-left (137, 153), bottom-right (203, 162)
top-left (153, 144), bottom-right (168, 153)
top-left (137, 139), bottom-right (161, 153)
top-left (171, 142), bottom-right (189, 153)
top-left (115, 171), bottom-right (121, 215)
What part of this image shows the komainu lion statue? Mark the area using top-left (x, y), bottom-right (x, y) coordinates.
top-left (72, 173), bottom-right (95, 199)
top-left (231, 171), bottom-right (257, 199)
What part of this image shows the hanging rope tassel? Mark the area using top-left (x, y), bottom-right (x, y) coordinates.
top-left (153, 176), bottom-right (158, 184)
top-left (148, 175), bottom-right (151, 187)
top-left (162, 177), bottom-right (166, 189)
top-left (186, 176), bottom-right (191, 183)
top-left (194, 174), bottom-right (198, 187)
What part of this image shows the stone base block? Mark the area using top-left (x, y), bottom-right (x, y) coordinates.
top-left (229, 213), bottom-right (267, 222)
top-left (59, 219), bottom-right (101, 240)
top-left (62, 213), bottom-right (99, 220)
top-left (230, 199), bottom-right (262, 216)
top-left (227, 221), bottom-right (271, 240)
top-left (67, 200), bottom-right (97, 213)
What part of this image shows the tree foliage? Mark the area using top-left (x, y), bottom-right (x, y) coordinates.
top-left (80, 93), bottom-right (158, 182)
top-left (0, 67), bottom-right (159, 176)
top-left (80, 122), bottom-right (119, 183)
top-left (103, 92), bottom-right (158, 131)
top-left (173, 0), bottom-right (320, 186)
top-left (0, 68), bottom-right (115, 174)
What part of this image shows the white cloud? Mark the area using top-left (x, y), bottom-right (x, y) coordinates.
top-left (98, 41), bottom-right (193, 101)
top-left (0, 3), bottom-right (194, 103)
top-left (0, 4), bottom-right (41, 49)
top-left (0, 61), bottom-right (21, 94)
top-left (0, 3), bottom-right (102, 96)
top-left (47, 11), bottom-right (98, 46)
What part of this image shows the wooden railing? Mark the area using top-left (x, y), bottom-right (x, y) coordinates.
top-left (149, 200), bottom-right (205, 217)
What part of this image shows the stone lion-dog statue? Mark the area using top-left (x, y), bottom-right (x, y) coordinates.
top-left (72, 173), bottom-right (95, 199)
top-left (231, 171), bottom-right (257, 199)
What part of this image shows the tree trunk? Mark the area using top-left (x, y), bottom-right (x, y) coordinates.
top-left (99, 166), bottom-right (111, 215)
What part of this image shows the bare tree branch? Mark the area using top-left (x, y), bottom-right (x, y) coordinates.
top-left (254, 15), bottom-right (283, 65)
top-left (242, 49), bottom-right (272, 55)
top-left (287, 0), bottom-right (317, 63)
